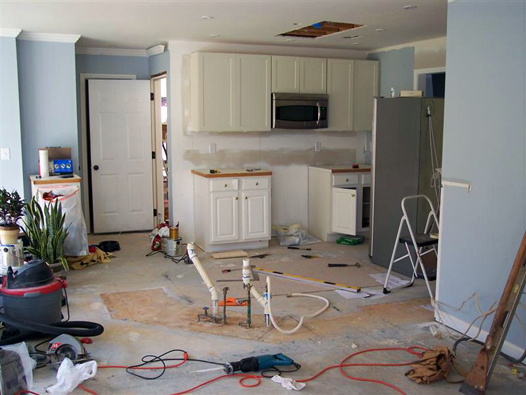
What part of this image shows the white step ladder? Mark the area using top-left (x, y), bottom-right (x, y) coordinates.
top-left (383, 195), bottom-right (439, 301)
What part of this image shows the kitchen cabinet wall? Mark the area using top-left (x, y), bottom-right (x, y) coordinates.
top-left (327, 59), bottom-right (379, 131)
top-left (191, 51), bottom-right (377, 132)
top-left (194, 172), bottom-right (271, 252)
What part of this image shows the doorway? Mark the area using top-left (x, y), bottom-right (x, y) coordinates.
top-left (151, 73), bottom-right (169, 225)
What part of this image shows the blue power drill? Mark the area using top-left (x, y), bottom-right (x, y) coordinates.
top-left (224, 353), bottom-right (300, 374)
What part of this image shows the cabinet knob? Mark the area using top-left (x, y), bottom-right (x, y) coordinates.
top-left (345, 178), bottom-right (349, 182)
top-left (245, 196), bottom-right (248, 200)
top-left (235, 197), bottom-right (238, 200)
top-left (256, 182), bottom-right (259, 186)
top-left (224, 184), bottom-right (228, 188)
top-left (352, 194), bottom-right (356, 197)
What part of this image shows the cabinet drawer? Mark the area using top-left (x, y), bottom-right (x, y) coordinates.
top-left (242, 178), bottom-right (269, 190)
top-left (362, 173), bottom-right (371, 184)
top-left (332, 174), bottom-right (359, 186)
top-left (211, 178), bottom-right (239, 192)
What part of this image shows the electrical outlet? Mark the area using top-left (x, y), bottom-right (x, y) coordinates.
top-left (314, 142), bottom-right (322, 152)
top-left (1, 148), bottom-right (10, 160)
top-left (209, 143), bottom-right (216, 154)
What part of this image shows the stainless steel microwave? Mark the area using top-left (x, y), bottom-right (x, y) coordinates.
top-left (272, 93), bottom-right (328, 129)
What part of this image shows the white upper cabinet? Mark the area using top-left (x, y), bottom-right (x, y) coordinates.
top-left (299, 57), bottom-right (327, 94)
top-left (271, 56), bottom-right (300, 93)
top-left (237, 54), bottom-right (271, 131)
top-left (353, 60), bottom-right (379, 132)
top-left (191, 53), bottom-right (236, 132)
top-left (191, 52), bottom-right (271, 132)
top-left (327, 59), bottom-right (355, 131)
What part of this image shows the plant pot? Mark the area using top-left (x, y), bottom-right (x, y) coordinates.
top-left (0, 225), bottom-right (20, 245)
top-left (48, 261), bottom-right (66, 276)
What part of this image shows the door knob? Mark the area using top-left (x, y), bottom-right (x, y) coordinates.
top-left (235, 197), bottom-right (239, 200)
top-left (93, 165), bottom-right (99, 171)
top-left (245, 196), bottom-right (248, 200)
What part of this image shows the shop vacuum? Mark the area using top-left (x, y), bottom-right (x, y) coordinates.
top-left (0, 260), bottom-right (104, 394)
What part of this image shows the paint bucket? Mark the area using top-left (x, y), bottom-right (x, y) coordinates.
top-left (169, 227), bottom-right (179, 240)
top-left (166, 239), bottom-right (176, 257)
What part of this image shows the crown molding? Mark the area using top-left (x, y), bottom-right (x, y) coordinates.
top-left (75, 47), bottom-right (149, 57)
top-left (146, 44), bottom-right (165, 57)
top-left (18, 32), bottom-right (81, 43)
top-left (0, 29), bottom-right (22, 38)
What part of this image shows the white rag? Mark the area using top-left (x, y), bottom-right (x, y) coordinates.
top-left (271, 375), bottom-right (306, 391)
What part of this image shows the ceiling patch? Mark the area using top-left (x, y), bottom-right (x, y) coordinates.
top-left (279, 21), bottom-right (363, 39)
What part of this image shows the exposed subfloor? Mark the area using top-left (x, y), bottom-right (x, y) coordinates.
top-left (29, 233), bottom-right (526, 394)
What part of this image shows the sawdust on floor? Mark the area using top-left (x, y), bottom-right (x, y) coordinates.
top-left (101, 288), bottom-right (433, 344)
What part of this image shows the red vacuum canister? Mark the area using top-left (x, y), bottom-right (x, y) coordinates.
top-left (0, 260), bottom-right (66, 325)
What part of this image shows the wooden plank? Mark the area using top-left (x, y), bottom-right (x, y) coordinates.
top-left (31, 177), bottom-right (81, 185)
top-left (211, 250), bottom-right (249, 259)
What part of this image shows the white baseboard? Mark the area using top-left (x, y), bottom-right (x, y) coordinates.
top-left (436, 309), bottom-right (525, 360)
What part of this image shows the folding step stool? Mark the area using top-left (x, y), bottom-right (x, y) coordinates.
top-left (383, 195), bottom-right (439, 301)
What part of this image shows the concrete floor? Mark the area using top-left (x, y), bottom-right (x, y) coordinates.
top-left (29, 233), bottom-right (526, 395)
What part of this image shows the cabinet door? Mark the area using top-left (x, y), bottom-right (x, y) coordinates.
top-left (353, 60), bottom-right (379, 132)
top-left (299, 57), bottom-right (327, 94)
top-left (327, 59), bottom-right (354, 130)
top-left (211, 191), bottom-right (239, 243)
top-left (331, 187), bottom-right (357, 235)
top-left (192, 53), bottom-right (236, 131)
top-left (237, 54), bottom-right (271, 131)
top-left (242, 190), bottom-right (270, 240)
top-left (272, 56), bottom-right (300, 93)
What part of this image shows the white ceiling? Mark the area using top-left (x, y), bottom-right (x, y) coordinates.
top-left (0, 0), bottom-right (447, 51)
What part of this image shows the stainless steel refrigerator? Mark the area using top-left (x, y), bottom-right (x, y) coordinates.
top-left (370, 97), bottom-right (444, 276)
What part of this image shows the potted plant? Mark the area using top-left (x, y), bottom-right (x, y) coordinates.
top-left (0, 188), bottom-right (25, 245)
top-left (22, 197), bottom-right (69, 273)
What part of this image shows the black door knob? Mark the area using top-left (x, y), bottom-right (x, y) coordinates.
top-left (93, 165), bottom-right (99, 171)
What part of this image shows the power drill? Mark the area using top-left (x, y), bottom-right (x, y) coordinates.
top-left (224, 353), bottom-right (300, 374)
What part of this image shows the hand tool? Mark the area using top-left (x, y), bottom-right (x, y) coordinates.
top-left (328, 262), bottom-right (361, 268)
top-left (224, 353), bottom-right (299, 374)
top-left (250, 253), bottom-right (269, 259)
top-left (222, 287), bottom-right (229, 325)
top-left (287, 246), bottom-right (312, 251)
top-left (301, 254), bottom-right (320, 259)
top-left (222, 268), bottom-right (242, 273)
top-left (218, 297), bottom-right (247, 306)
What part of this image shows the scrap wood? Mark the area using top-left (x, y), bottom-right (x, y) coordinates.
top-left (67, 246), bottom-right (114, 270)
top-left (253, 267), bottom-right (361, 293)
top-left (211, 250), bottom-right (248, 259)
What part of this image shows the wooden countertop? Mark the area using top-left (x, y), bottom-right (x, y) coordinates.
top-left (192, 169), bottom-right (272, 178)
top-left (309, 165), bottom-right (371, 173)
top-left (30, 174), bottom-right (81, 185)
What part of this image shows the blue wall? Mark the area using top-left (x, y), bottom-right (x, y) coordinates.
top-left (76, 54), bottom-right (149, 79)
top-left (437, 0), bottom-right (526, 357)
top-left (0, 37), bottom-right (24, 193)
top-left (367, 47), bottom-right (415, 97)
top-left (17, 40), bottom-right (78, 197)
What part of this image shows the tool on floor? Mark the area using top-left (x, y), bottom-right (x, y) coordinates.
top-left (336, 235), bottom-right (364, 246)
top-left (301, 254), bottom-right (320, 259)
top-left (287, 246), bottom-right (312, 251)
top-left (222, 287), bottom-right (229, 325)
top-left (250, 253), bottom-right (269, 259)
top-left (328, 262), bottom-right (361, 268)
top-left (222, 268), bottom-right (241, 273)
top-left (219, 297), bottom-right (247, 307)
top-left (460, 232), bottom-right (526, 395)
top-left (253, 267), bottom-right (361, 293)
top-left (383, 195), bottom-right (439, 302)
top-left (224, 353), bottom-right (300, 374)
top-left (46, 334), bottom-right (91, 365)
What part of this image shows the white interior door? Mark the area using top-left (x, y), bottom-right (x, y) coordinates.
top-left (89, 80), bottom-right (154, 233)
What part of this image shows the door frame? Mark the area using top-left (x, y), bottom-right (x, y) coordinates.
top-left (413, 67), bottom-right (446, 91)
top-left (150, 72), bottom-right (167, 226)
top-left (80, 73), bottom-right (136, 232)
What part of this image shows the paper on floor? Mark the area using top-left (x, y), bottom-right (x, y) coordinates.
top-left (335, 289), bottom-right (370, 299)
top-left (369, 272), bottom-right (410, 289)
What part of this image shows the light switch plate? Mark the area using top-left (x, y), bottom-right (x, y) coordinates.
top-left (1, 148), bottom-right (10, 160)
top-left (209, 143), bottom-right (216, 154)
top-left (314, 142), bottom-right (322, 152)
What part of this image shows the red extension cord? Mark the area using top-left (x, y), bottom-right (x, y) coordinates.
top-left (18, 346), bottom-right (427, 395)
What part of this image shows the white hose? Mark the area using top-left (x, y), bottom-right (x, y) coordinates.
top-left (266, 276), bottom-right (330, 335)
top-left (187, 243), bottom-right (219, 316)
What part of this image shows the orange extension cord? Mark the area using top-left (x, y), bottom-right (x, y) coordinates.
top-left (18, 346), bottom-right (427, 395)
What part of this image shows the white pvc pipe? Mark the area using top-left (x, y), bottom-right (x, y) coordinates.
top-left (266, 276), bottom-right (330, 335)
top-left (187, 243), bottom-right (219, 316)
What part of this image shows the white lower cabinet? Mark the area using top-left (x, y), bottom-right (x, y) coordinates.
top-left (331, 187), bottom-right (357, 235)
top-left (194, 172), bottom-right (271, 252)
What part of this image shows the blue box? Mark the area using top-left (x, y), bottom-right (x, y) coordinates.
top-left (52, 159), bottom-right (73, 175)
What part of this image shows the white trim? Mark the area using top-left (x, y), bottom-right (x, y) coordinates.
top-left (76, 47), bottom-right (148, 57)
top-left (413, 66), bottom-right (446, 91)
top-left (435, 309), bottom-right (526, 360)
top-left (79, 73), bottom-right (136, 232)
top-left (146, 45), bottom-right (165, 57)
top-left (18, 32), bottom-right (80, 43)
top-left (0, 28), bottom-right (22, 38)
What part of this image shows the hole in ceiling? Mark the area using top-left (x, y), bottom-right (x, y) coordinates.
top-left (279, 21), bottom-right (363, 39)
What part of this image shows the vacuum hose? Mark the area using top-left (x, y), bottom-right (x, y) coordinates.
top-left (0, 312), bottom-right (104, 346)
